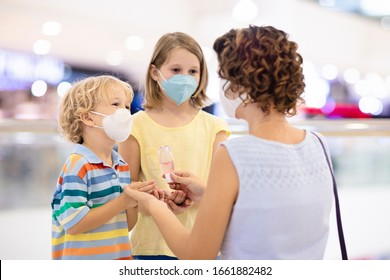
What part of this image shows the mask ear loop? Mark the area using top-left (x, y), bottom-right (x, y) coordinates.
top-left (154, 69), bottom-right (167, 95)
top-left (239, 93), bottom-right (251, 105)
top-left (89, 111), bottom-right (106, 128)
top-left (223, 80), bottom-right (246, 102)
top-left (156, 69), bottom-right (167, 82)
top-left (90, 111), bottom-right (107, 117)
top-left (189, 94), bottom-right (198, 107)
top-left (221, 80), bottom-right (230, 95)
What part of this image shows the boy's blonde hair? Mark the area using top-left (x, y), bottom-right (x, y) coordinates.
top-left (143, 32), bottom-right (209, 109)
top-left (58, 75), bottom-right (134, 144)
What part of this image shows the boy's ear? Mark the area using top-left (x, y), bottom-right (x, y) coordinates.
top-left (150, 64), bottom-right (159, 81)
top-left (80, 112), bottom-right (94, 126)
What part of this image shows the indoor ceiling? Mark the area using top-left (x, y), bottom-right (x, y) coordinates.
top-left (1, 0), bottom-right (389, 90)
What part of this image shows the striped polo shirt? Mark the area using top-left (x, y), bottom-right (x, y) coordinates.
top-left (51, 144), bottom-right (131, 260)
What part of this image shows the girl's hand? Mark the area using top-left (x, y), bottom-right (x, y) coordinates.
top-left (166, 197), bottom-right (192, 215)
top-left (124, 188), bottom-right (166, 216)
top-left (128, 179), bottom-right (156, 194)
top-left (167, 189), bottom-right (187, 205)
top-left (121, 188), bottom-right (138, 209)
top-left (152, 188), bottom-right (167, 200)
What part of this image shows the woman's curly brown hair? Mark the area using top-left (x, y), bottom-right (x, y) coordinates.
top-left (213, 25), bottom-right (305, 116)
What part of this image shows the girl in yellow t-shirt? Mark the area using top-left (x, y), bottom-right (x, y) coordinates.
top-left (118, 32), bottom-right (230, 260)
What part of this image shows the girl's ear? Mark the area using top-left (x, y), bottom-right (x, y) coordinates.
top-left (150, 64), bottom-right (159, 82)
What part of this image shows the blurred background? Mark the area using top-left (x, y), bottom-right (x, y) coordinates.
top-left (0, 0), bottom-right (389, 260)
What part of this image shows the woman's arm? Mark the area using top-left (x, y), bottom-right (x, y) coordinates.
top-left (213, 130), bottom-right (229, 154)
top-left (126, 145), bottom-right (238, 259)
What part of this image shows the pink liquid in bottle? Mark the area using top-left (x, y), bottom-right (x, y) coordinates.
top-left (158, 146), bottom-right (174, 183)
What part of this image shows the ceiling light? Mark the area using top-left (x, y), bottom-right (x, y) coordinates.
top-left (126, 36), bottom-right (144, 51)
top-left (105, 51), bottom-right (123, 66)
top-left (33, 40), bottom-right (51, 55)
top-left (31, 80), bottom-right (47, 97)
top-left (343, 68), bottom-right (360, 84)
top-left (321, 64), bottom-right (339, 80)
top-left (42, 21), bottom-right (62, 36)
top-left (57, 81), bottom-right (72, 97)
top-left (358, 96), bottom-right (383, 115)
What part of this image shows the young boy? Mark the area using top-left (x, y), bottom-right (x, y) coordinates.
top-left (51, 75), bottom-right (156, 260)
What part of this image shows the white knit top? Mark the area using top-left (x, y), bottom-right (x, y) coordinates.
top-left (220, 132), bottom-right (333, 260)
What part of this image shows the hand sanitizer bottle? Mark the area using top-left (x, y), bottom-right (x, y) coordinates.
top-left (158, 145), bottom-right (174, 183)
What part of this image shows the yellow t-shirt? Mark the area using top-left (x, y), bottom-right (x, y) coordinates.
top-left (130, 110), bottom-right (230, 257)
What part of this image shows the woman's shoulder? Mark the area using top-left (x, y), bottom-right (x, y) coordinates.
top-left (222, 135), bottom-right (252, 146)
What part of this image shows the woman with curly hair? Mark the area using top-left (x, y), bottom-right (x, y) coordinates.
top-left (125, 26), bottom-right (334, 260)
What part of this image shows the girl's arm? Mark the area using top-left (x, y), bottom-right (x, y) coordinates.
top-left (125, 180), bottom-right (157, 230)
top-left (118, 135), bottom-right (141, 181)
top-left (126, 207), bottom-right (138, 231)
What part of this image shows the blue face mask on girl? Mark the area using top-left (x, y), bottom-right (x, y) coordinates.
top-left (157, 70), bottom-right (198, 105)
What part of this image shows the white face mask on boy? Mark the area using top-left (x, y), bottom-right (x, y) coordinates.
top-left (219, 79), bottom-right (247, 118)
top-left (90, 108), bottom-right (133, 142)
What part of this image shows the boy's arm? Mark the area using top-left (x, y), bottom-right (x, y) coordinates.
top-left (67, 193), bottom-right (136, 235)
top-left (67, 180), bottom-right (156, 234)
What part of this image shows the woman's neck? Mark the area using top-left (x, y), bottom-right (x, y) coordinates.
top-left (240, 103), bottom-right (304, 144)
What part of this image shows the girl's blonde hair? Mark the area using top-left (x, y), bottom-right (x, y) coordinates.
top-left (58, 75), bottom-right (134, 144)
top-left (143, 32), bottom-right (209, 109)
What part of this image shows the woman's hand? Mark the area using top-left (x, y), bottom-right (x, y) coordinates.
top-left (166, 171), bottom-right (206, 203)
